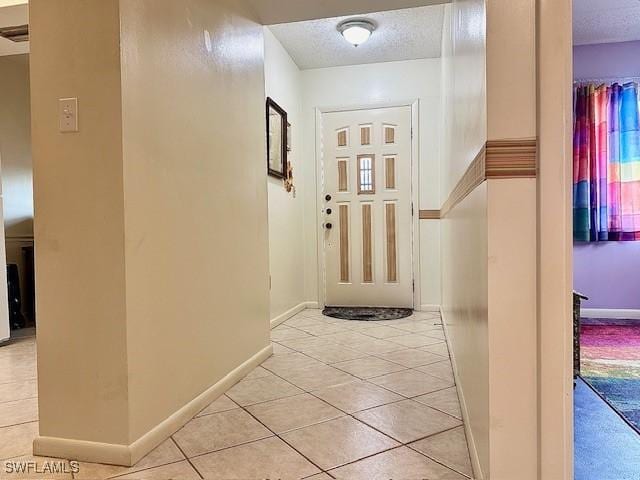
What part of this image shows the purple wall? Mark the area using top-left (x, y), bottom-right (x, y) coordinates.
top-left (573, 41), bottom-right (640, 309)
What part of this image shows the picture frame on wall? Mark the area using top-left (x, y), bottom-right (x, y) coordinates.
top-left (266, 97), bottom-right (288, 179)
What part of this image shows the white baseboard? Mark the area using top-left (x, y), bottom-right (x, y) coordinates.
top-left (33, 344), bottom-right (273, 466)
top-left (270, 302), bottom-right (308, 329)
top-left (440, 308), bottom-right (485, 480)
top-left (418, 304), bottom-right (442, 312)
top-left (270, 302), bottom-right (321, 329)
top-left (581, 308), bottom-right (640, 320)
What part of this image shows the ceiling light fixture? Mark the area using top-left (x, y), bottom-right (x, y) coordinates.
top-left (338, 19), bottom-right (376, 47)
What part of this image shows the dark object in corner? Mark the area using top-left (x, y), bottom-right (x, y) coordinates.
top-left (7, 264), bottom-right (25, 329)
top-left (573, 291), bottom-right (588, 383)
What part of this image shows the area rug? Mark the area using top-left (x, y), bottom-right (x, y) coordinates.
top-left (322, 306), bottom-right (413, 321)
top-left (580, 319), bottom-right (640, 434)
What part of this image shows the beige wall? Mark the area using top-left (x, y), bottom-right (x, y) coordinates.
top-left (31, 0), bottom-right (270, 456)
top-left (30, 0), bottom-right (130, 445)
top-left (485, 1), bottom-right (538, 478)
top-left (264, 28), bottom-right (306, 322)
top-left (441, 183), bottom-right (489, 474)
top-left (439, 0), bottom-right (488, 475)
top-left (119, 0), bottom-right (270, 441)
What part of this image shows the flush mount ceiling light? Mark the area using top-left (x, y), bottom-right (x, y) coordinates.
top-left (337, 19), bottom-right (376, 47)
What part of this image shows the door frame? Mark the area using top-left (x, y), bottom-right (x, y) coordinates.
top-left (314, 100), bottom-right (421, 309)
top-left (537, 0), bottom-right (573, 477)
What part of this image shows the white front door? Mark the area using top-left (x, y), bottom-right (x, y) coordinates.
top-left (321, 106), bottom-right (413, 308)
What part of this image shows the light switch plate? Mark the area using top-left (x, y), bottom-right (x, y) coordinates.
top-left (59, 98), bottom-right (78, 133)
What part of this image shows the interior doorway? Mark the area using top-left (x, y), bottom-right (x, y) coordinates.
top-left (319, 105), bottom-right (414, 308)
top-left (0, 1), bottom-right (34, 344)
top-left (571, 1), bottom-right (640, 477)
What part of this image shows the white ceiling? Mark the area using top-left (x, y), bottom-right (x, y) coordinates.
top-left (0, 3), bottom-right (28, 56)
top-left (269, 5), bottom-right (445, 70)
top-left (248, 0), bottom-right (449, 25)
top-left (574, 0), bottom-right (640, 46)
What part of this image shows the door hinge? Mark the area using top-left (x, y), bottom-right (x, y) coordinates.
top-left (412, 280), bottom-right (415, 292)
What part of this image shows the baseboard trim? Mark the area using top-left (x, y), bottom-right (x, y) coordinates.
top-left (418, 304), bottom-right (441, 312)
top-left (580, 308), bottom-right (640, 320)
top-left (440, 307), bottom-right (485, 480)
top-left (270, 302), bottom-right (308, 329)
top-left (34, 344), bottom-right (273, 466)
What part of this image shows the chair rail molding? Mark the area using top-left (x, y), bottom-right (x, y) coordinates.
top-left (420, 138), bottom-right (538, 221)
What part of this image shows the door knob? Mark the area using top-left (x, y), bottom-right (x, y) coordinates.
top-left (325, 222), bottom-right (333, 230)
top-left (326, 208), bottom-right (333, 215)
top-left (325, 194), bottom-right (332, 202)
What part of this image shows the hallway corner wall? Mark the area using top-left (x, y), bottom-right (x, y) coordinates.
top-left (30, 0), bottom-right (271, 464)
top-left (439, 0), bottom-right (489, 477)
top-left (118, 0), bottom-right (271, 443)
top-left (263, 27), bottom-right (306, 324)
top-left (440, 0), bottom-right (540, 478)
top-left (30, 0), bottom-right (131, 446)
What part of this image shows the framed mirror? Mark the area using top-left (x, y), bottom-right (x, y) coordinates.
top-left (266, 97), bottom-right (288, 179)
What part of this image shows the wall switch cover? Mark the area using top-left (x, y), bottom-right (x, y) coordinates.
top-left (59, 98), bottom-right (78, 133)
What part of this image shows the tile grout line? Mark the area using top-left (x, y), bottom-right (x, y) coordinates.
top-left (168, 436), bottom-right (204, 479)
top-left (0, 395), bottom-right (39, 406)
top-left (406, 442), bottom-right (473, 479)
top-left (271, 312), bottom-right (469, 477)
top-left (268, 326), bottom-right (458, 413)
top-left (0, 418), bottom-right (39, 430)
top-left (261, 348), bottom-right (465, 476)
top-left (104, 459), bottom-right (188, 480)
top-left (236, 398), bottom-right (329, 476)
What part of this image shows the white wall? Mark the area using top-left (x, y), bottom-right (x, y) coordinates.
top-left (301, 58), bottom-right (443, 308)
top-left (264, 28), bottom-right (306, 322)
top-left (439, 0), bottom-right (489, 476)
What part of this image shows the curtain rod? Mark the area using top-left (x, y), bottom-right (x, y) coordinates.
top-left (574, 76), bottom-right (640, 84)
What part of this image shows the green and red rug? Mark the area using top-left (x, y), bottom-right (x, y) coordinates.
top-left (581, 319), bottom-right (640, 433)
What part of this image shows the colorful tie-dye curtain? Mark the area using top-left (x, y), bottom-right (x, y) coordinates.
top-left (574, 82), bottom-right (640, 241)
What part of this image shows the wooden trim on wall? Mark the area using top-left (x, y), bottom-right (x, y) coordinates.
top-left (419, 210), bottom-right (441, 220)
top-left (440, 146), bottom-right (487, 218)
top-left (419, 138), bottom-right (538, 220)
top-left (485, 138), bottom-right (537, 178)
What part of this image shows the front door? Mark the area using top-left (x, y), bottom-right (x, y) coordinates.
top-left (321, 106), bottom-right (413, 308)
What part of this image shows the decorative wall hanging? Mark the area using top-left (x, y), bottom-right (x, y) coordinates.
top-left (284, 163), bottom-right (296, 196)
top-left (266, 97), bottom-right (288, 179)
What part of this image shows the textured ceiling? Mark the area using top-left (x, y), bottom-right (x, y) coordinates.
top-left (248, 0), bottom-right (449, 25)
top-left (0, 3), bottom-right (28, 56)
top-left (574, 0), bottom-right (640, 45)
top-left (269, 5), bottom-right (445, 70)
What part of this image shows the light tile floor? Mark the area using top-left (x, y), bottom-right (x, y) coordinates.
top-left (0, 310), bottom-right (474, 480)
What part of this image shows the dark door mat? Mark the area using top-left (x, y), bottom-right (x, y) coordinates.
top-left (322, 306), bottom-right (413, 321)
